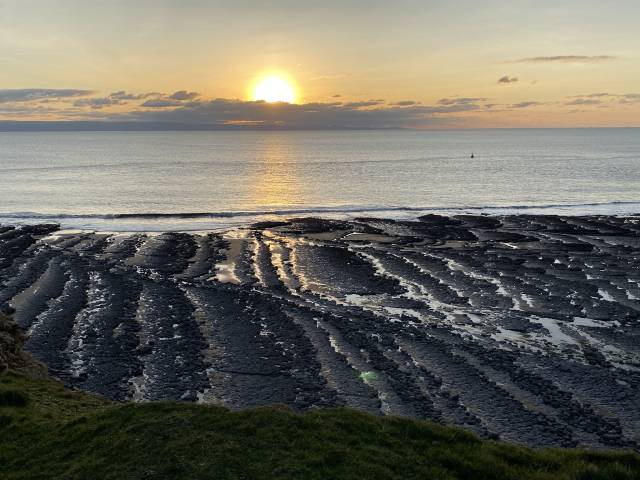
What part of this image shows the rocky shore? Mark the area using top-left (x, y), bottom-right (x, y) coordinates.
top-left (1, 214), bottom-right (639, 449)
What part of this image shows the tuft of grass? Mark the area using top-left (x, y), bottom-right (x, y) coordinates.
top-left (0, 389), bottom-right (29, 407)
top-left (1, 370), bottom-right (639, 480)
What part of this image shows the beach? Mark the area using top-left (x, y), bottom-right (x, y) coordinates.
top-left (2, 214), bottom-right (639, 449)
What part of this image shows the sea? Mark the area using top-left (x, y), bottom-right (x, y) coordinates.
top-left (0, 128), bottom-right (638, 231)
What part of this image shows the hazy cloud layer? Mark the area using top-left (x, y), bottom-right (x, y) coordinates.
top-left (567, 93), bottom-right (640, 105)
top-left (565, 98), bottom-right (602, 106)
top-left (498, 75), bottom-right (518, 84)
top-left (169, 90), bottom-right (200, 101)
top-left (73, 97), bottom-right (122, 109)
top-left (510, 101), bottom-right (542, 109)
top-left (109, 91), bottom-right (159, 101)
top-left (105, 95), bottom-right (509, 129)
top-left (342, 100), bottom-right (384, 108)
top-left (514, 55), bottom-right (617, 64)
top-left (141, 99), bottom-right (184, 108)
top-left (393, 100), bottom-right (420, 106)
top-left (438, 97), bottom-right (488, 106)
top-left (2, 86), bottom-right (639, 129)
top-left (0, 88), bottom-right (93, 103)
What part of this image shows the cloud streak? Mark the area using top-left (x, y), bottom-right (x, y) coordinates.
top-left (565, 98), bottom-right (602, 106)
top-left (498, 75), bottom-right (518, 84)
top-left (514, 55), bottom-right (617, 64)
top-left (438, 97), bottom-right (488, 106)
top-left (0, 88), bottom-right (93, 103)
top-left (566, 93), bottom-right (640, 105)
top-left (168, 90), bottom-right (200, 101)
top-left (510, 101), bottom-right (542, 109)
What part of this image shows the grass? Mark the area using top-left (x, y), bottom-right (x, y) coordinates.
top-left (1, 370), bottom-right (639, 480)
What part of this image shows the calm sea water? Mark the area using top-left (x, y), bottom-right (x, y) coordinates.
top-left (0, 129), bottom-right (639, 231)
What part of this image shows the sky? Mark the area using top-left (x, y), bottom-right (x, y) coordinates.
top-left (1, 0), bottom-right (639, 129)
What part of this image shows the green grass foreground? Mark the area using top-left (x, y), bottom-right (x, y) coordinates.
top-left (1, 371), bottom-right (639, 480)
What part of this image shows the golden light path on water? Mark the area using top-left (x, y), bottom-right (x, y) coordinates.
top-left (246, 133), bottom-right (304, 209)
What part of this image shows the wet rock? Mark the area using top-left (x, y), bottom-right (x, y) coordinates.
top-left (1, 215), bottom-right (638, 450)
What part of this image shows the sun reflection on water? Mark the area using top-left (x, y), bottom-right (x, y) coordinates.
top-left (247, 133), bottom-right (304, 209)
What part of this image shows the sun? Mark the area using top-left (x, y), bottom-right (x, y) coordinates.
top-left (252, 75), bottom-right (297, 103)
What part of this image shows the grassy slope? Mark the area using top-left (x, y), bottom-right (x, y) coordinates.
top-left (1, 371), bottom-right (639, 480)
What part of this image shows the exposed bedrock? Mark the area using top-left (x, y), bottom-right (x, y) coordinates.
top-left (2, 214), bottom-right (639, 449)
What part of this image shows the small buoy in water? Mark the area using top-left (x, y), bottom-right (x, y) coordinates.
top-left (470, 152), bottom-right (475, 158)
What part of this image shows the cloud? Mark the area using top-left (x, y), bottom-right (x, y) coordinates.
top-left (579, 92), bottom-right (610, 98)
top-left (514, 55), bottom-right (617, 64)
top-left (73, 97), bottom-right (123, 109)
top-left (109, 91), bottom-right (159, 101)
top-left (565, 98), bottom-right (602, 106)
top-left (0, 88), bottom-right (93, 103)
top-left (331, 94), bottom-right (341, 98)
top-left (342, 100), bottom-right (384, 108)
top-left (309, 73), bottom-right (350, 81)
top-left (117, 97), bottom-right (483, 129)
top-left (438, 97), bottom-right (488, 105)
top-left (168, 90), bottom-right (200, 101)
top-left (498, 75), bottom-right (518, 84)
top-left (141, 99), bottom-right (184, 108)
top-left (510, 101), bottom-right (542, 109)
top-left (619, 93), bottom-right (640, 104)
top-left (4, 88), bottom-right (474, 127)
top-left (567, 93), bottom-right (640, 105)
top-left (9, 84), bottom-right (638, 129)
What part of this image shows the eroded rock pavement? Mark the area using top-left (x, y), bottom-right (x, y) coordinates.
top-left (1, 215), bottom-right (639, 449)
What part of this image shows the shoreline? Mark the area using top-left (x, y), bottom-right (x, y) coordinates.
top-left (1, 214), bottom-right (639, 449)
top-left (2, 200), bottom-right (640, 233)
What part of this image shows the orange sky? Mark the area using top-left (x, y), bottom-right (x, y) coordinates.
top-left (1, 0), bottom-right (639, 128)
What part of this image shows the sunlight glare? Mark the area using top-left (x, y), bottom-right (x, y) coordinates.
top-left (252, 75), bottom-right (297, 103)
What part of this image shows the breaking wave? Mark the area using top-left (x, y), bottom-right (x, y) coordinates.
top-left (1, 200), bottom-right (640, 222)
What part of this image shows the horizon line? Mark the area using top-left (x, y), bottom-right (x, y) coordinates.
top-left (0, 121), bottom-right (639, 132)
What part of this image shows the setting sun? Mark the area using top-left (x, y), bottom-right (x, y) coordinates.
top-left (252, 75), bottom-right (297, 103)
